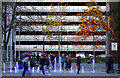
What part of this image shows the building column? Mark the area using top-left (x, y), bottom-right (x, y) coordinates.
top-left (106, 2), bottom-right (110, 56)
top-left (0, 1), bottom-right (2, 78)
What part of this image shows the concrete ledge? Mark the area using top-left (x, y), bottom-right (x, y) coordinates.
top-left (2, 76), bottom-right (119, 78)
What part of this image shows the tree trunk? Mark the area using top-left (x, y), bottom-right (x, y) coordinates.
top-left (3, 42), bottom-right (7, 62)
top-left (93, 33), bottom-right (95, 60)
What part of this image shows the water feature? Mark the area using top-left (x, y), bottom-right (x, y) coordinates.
top-left (37, 66), bottom-right (40, 73)
top-left (81, 66), bottom-right (84, 73)
top-left (28, 61), bottom-right (31, 71)
top-left (59, 57), bottom-right (62, 73)
top-left (76, 66), bottom-right (77, 73)
top-left (54, 57), bottom-right (56, 72)
top-left (14, 67), bottom-right (17, 73)
top-left (48, 57), bottom-right (51, 71)
top-left (92, 59), bottom-right (95, 73)
top-left (32, 67), bottom-right (35, 73)
top-left (16, 62), bottom-right (19, 72)
top-left (10, 61), bottom-right (12, 73)
top-left (71, 66), bottom-right (73, 73)
top-left (3, 62), bottom-right (6, 73)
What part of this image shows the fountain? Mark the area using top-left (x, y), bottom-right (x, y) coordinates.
top-left (28, 61), bottom-right (31, 71)
top-left (59, 57), bottom-right (62, 73)
top-left (32, 67), bottom-right (35, 73)
top-left (10, 61), bottom-right (12, 73)
top-left (92, 59), bottom-right (95, 73)
top-left (37, 66), bottom-right (40, 73)
top-left (16, 62), bottom-right (19, 72)
top-left (54, 57), bottom-right (56, 72)
top-left (70, 66), bottom-right (73, 73)
top-left (48, 57), bottom-right (51, 71)
top-left (76, 66), bottom-right (77, 73)
top-left (3, 62), bottom-right (6, 73)
top-left (14, 67), bottom-right (17, 73)
top-left (81, 66), bottom-right (84, 73)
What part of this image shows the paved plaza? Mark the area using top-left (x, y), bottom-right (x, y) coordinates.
top-left (2, 63), bottom-right (120, 78)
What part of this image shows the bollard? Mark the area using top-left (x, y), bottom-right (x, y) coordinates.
top-left (118, 61), bottom-right (120, 73)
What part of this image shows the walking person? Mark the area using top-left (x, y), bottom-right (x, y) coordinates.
top-left (65, 55), bottom-right (69, 70)
top-left (51, 54), bottom-right (55, 70)
top-left (111, 60), bottom-right (114, 73)
top-left (45, 55), bottom-right (51, 73)
top-left (21, 53), bottom-right (25, 68)
top-left (61, 54), bottom-right (65, 70)
top-left (68, 57), bottom-right (71, 69)
top-left (22, 55), bottom-right (30, 77)
top-left (39, 55), bottom-right (45, 75)
top-left (29, 54), bottom-right (34, 70)
top-left (77, 56), bottom-right (81, 74)
top-left (37, 53), bottom-right (40, 62)
top-left (106, 55), bottom-right (112, 73)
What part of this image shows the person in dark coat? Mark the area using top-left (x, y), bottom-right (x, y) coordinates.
top-left (65, 55), bottom-right (69, 70)
top-left (68, 57), bottom-right (71, 69)
top-left (37, 53), bottom-right (40, 62)
top-left (28, 54), bottom-right (34, 69)
top-left (33, 53), bottom-right (36, 58)
top-left (77, 56), bottom-right (81, 74)
top-left (39, 55), bottom-right (45, 75)
top-left (106, 56), bottom-right (112, 73)
top-left (45, 55), bottom-right (50, 73)
top-left (51, 54), bottom-right (55, 70)
top-left (22, 55), bottom-right (29, 77)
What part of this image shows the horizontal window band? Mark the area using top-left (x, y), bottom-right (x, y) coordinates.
top-left (16, 41), bottom-right (106, 45)
top-left (20, 22), bottom-right (108, 25)
top-left (16, 51), bottom-right (105, 54)
top-left (16, 12), bottom-right (106, 15)
top-left (16, 2), bottom-right (106, 6)
top-left (21, 22), bottom-right (82, 25)
top-left (16, 31), bottom-right (106, 35)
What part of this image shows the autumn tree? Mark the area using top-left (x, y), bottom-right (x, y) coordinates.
top-left (2, 2), bottom-right (18, 61)
top-left (75, 1), bottom-right (113, 59)
top-left (42, 2), bottom-right (68, 58)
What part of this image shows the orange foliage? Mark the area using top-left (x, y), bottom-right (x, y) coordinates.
top-left (75, 1), bottom-right (113, 42)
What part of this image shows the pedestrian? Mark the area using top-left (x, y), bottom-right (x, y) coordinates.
top-left (65, 55), bottom-right (69, 70)
top-left (21, 53), bottom-right (25, 60)
top-left (39, 55), bottom-right (45, 75)
top-left (21, 53), bottom-right (25, 68)
top-left (22, 55), bottom-right (30, 77)
top-left (45, 55), bottom-right (50, 73)
top-left (33, 53), bottom-right (36, 58)
top-left (77, 56), bottom-right (81, 74)
top-left (37, 53), bottom-right (39, 62)
top-left (106, 56), bottom-right (112, 73)
top-left (68, 57), bottom-right (71, 69)
top-left (29, 54), bottom-right (34, 69)
top-left (61, 54), bottom-right (65, 70)
top-left (51, 54), bottom-right (55, 70)
top-left (111, 60), bottom-right (114, 73)
top-left (87, 57), bottom-right (91, 64)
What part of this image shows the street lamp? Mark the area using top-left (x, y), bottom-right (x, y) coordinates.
top-left (66, 29), bottom-right (70, 55)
